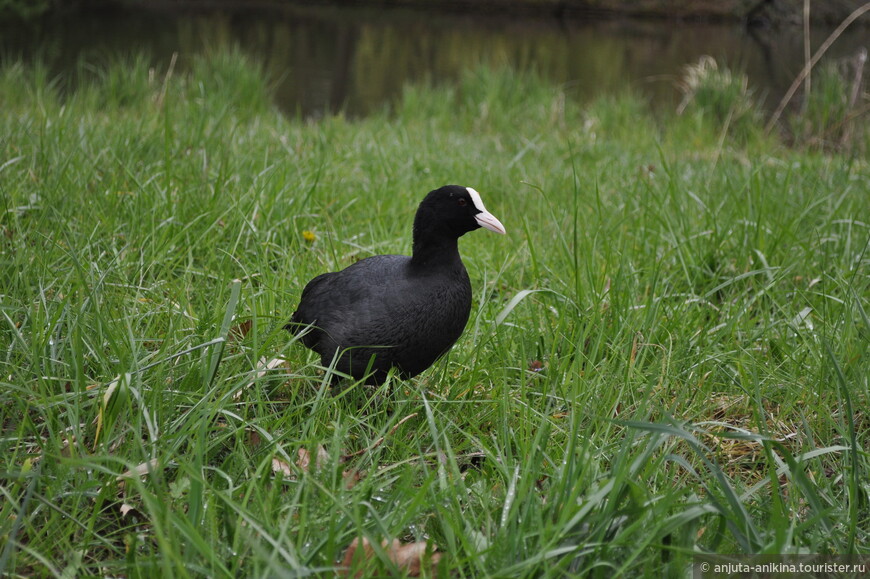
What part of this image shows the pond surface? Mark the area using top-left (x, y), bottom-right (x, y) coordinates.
top-left (3, 6), bottom-right (866, 117)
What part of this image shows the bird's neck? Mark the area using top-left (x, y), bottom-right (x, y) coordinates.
top-left (411, 235), bottom-right (462, 269)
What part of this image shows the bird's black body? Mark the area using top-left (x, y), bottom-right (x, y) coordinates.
top-left (290, 254), bottom-right (472, 384)
top-left (286, 185), bottom-right (505, 385)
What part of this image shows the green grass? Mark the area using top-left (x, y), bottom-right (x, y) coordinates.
top-left (1, 51), bottom-right (868, 577)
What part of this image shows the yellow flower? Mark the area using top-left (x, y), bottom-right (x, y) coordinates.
top-left (302, 230), bottom-right (316, 243)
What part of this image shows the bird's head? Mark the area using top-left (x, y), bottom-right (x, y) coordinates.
top-left (415, 185), bottom-right (506, 240)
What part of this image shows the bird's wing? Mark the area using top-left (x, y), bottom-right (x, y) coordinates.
top-left (288, 255), bottom-right (410, 343)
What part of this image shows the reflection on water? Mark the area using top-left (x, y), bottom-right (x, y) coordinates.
top-left (2, 6), bottom-right (865, 117)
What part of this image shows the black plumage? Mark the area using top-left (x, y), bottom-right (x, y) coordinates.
top-left (286, 185), bottom-right (505, 385)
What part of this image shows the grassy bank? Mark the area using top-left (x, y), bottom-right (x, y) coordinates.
top-left (1, 51), bottom-right (868, 576)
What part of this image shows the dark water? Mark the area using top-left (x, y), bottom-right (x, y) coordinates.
top-left (2, 6), bottom-right (866, 117)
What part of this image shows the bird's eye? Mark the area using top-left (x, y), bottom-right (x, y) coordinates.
top-left (458, 198), bottom-right (467, 206)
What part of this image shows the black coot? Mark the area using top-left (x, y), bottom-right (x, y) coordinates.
top-left (286, 185), bottom-right (505, 385)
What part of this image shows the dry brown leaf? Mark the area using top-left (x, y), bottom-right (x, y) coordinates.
top-left (273, 446), bottom-right (332, 480)
top-left (119, 503), bottom-right (145, 519)
top-left (228, 319), bottom-right (253, 343)
top-left (278, 448), bottom-right (365, 486)
top-left (341, 537), bottom-right (375, 575)
top-left (117, 458), bottom-right (160, 481)
top-left (391, 540), bottom-right (442, 575)
top-left (281, 414), bottom-right (416, 488)
top-left (342, 468), bottom-right (364, 489)
top-left (271, 457), bottom-right (294, 478)
top-left (340, 537), bottom-right (442, 577)
top-left (59, 435), bottom-right (75, 458)
top-left (297, 445), bottom-right (330, 472)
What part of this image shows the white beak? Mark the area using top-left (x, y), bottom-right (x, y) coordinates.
top-left (467, 187), bottom-right (506, 235)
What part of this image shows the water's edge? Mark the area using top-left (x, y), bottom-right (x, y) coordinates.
top-left (3, 5), bottom-right (866, 118)
top-left (14, 0), bottom-right (870, 26)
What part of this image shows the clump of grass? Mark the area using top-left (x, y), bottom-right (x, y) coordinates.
top-left (72, 52), bottom-right (157, 111)
top-left (790, 54), bottom-right (868, 152)
top-left (0, 58), bottom-right (59, 111)
top-left (394, 65), bottom-right (577, 137)
top-left (676, 56), bottom-right (763, 144)
top-left (1, 51), bottom-right (868, 577)
top-left (188, 46), bottom-right (274, 119)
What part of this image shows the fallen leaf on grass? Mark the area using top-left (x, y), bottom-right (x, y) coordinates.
top-left (271, 449), bottom-right (364, 488)
top-left (296, 445), bottom-right (330, 472)
top-left (271, 457), bottom-right (294, 478)
top-left (118, 503), bottom-right (147, 520)
top-left (341, 468), bottom-right (365, 489)
top-left (340, 537), bottom-right (442, 577)
top-left (117, 458), bottom-right (160, 481)
top-left (273, 445), bottom-right (329, 477)
top-left (273, 414), bottom-right (418, 486)
top-left (228, 319), bottom-right (253, 343)
top-left (234, 356), bottom-right (288, 400)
